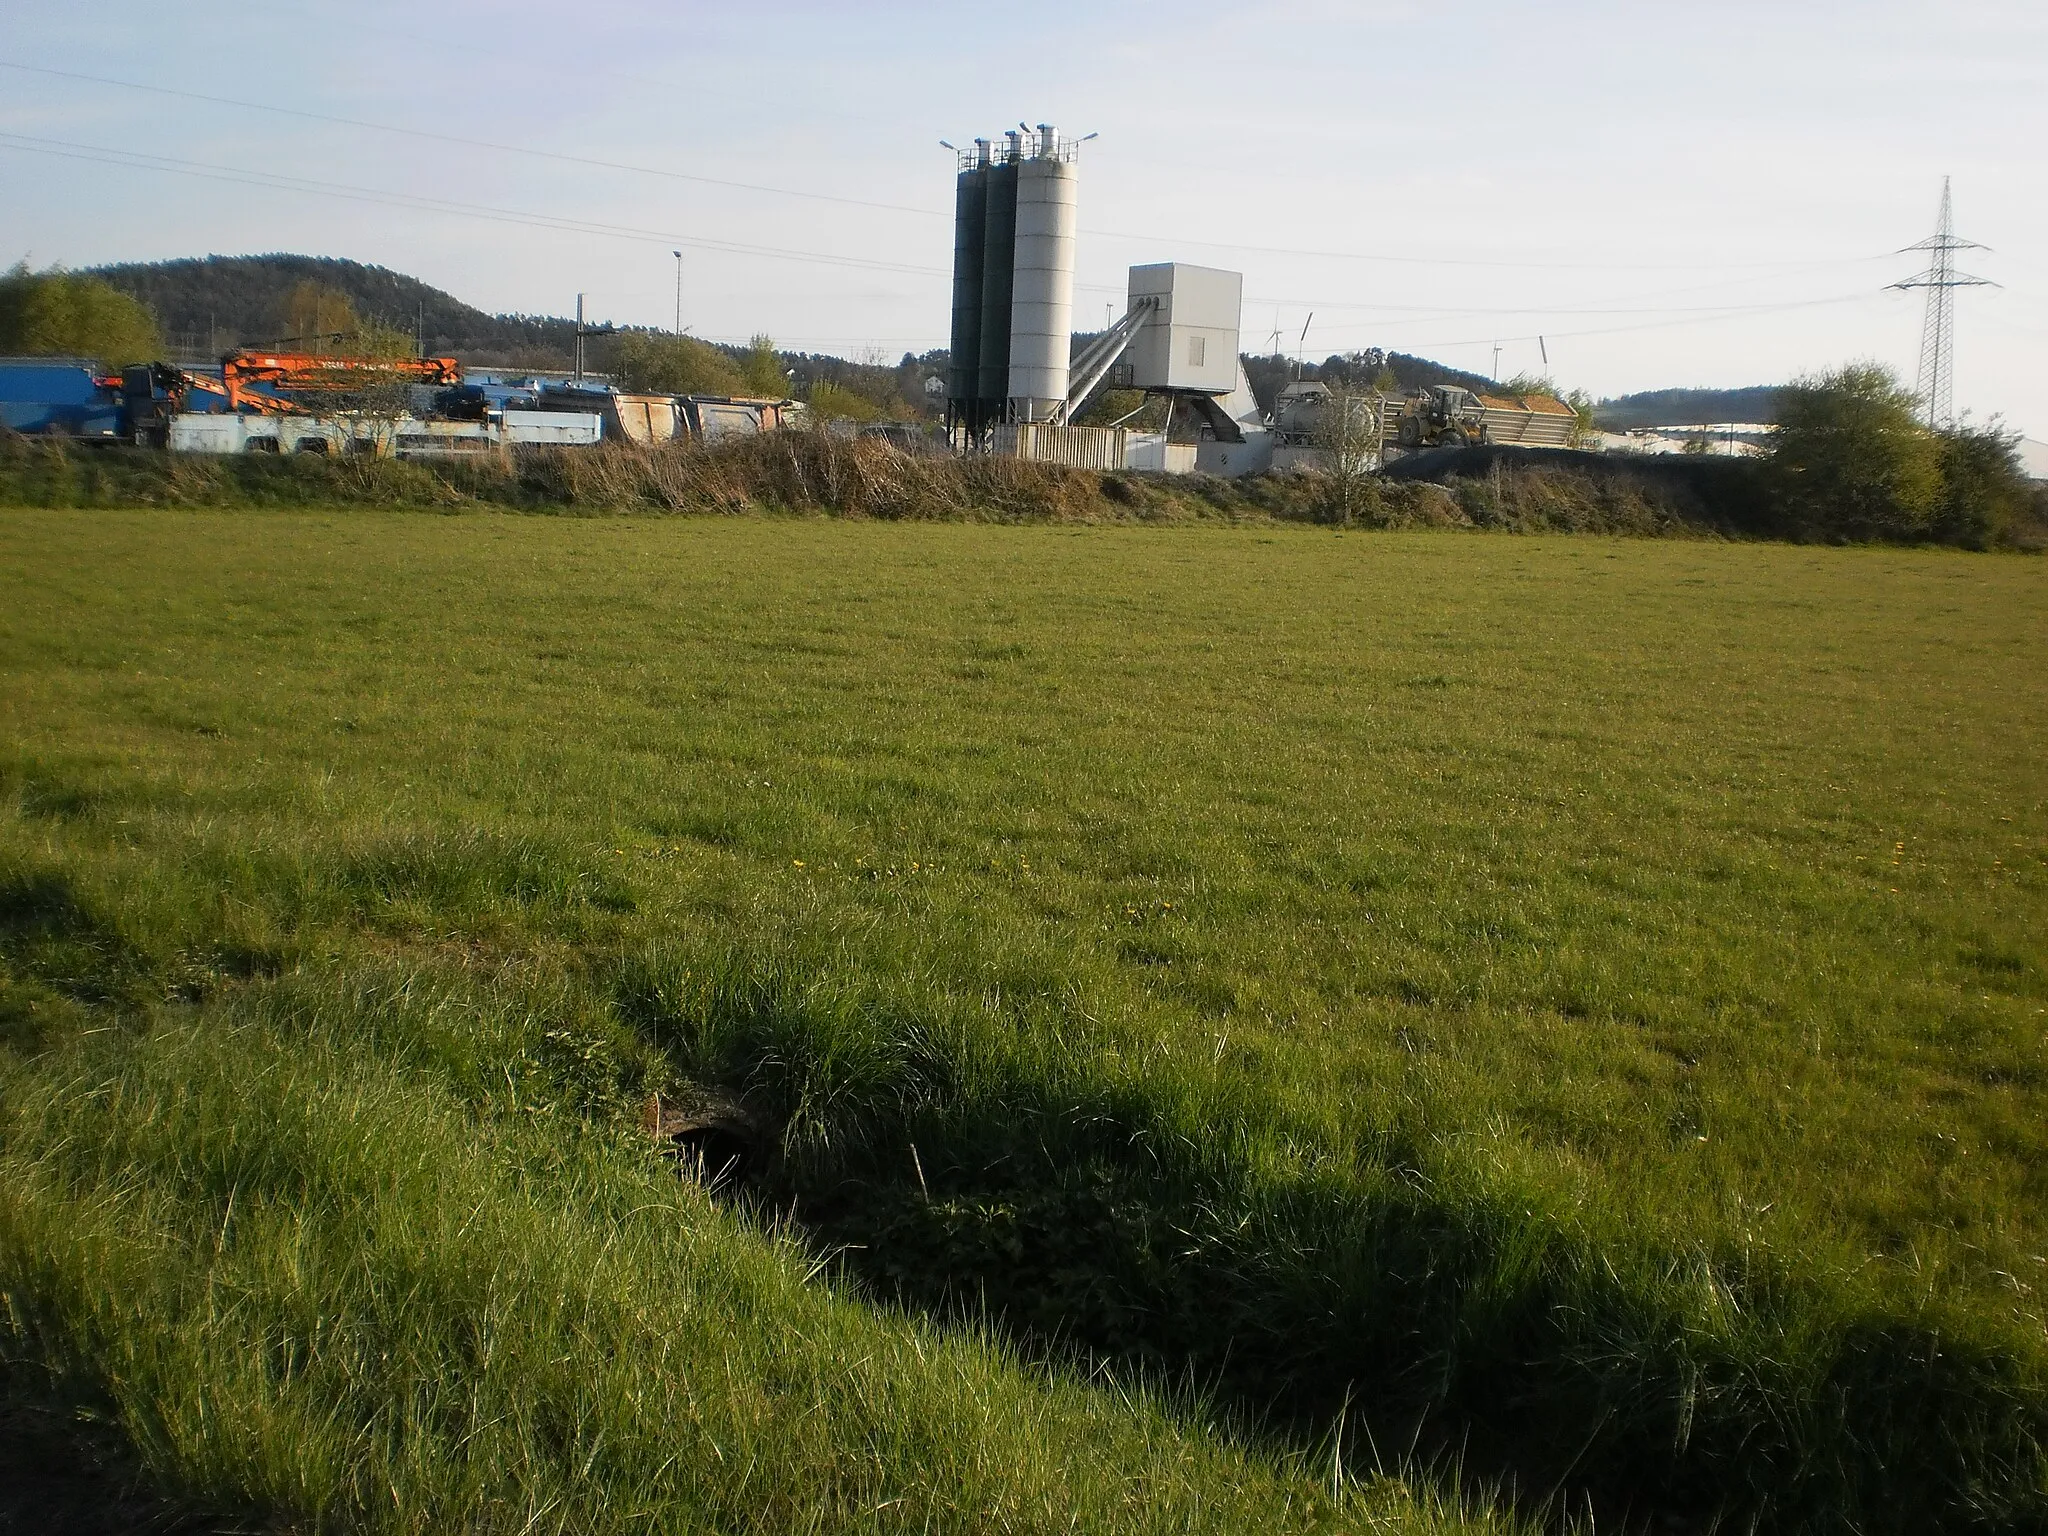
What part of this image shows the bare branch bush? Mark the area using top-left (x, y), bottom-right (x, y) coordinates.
top-left (1311, 382), bottom-right (1384, 526)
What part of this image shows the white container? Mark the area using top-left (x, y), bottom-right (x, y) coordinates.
top-left (502, 410), bottom-right (603, 446)
top-left (168, 415), bottom-right (255, 453)
top-left (1124, 435), bottom-right (1199, 474)
top-left (169, 414), bottom-right (342, 454)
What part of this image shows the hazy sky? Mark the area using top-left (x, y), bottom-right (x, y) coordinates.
top-left (5, 1), bottom-right (2044, 428)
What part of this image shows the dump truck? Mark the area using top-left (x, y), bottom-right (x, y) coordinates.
top-left (1389, 385), bottom-right (1578, 450)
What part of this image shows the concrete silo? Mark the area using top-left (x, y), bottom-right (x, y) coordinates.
top-left (946, 140), bottom-right (990, 415)
top-left (974, 131), bottom-right (1022, 420)
top-left (1007, 124), bottom-right (1079, 424)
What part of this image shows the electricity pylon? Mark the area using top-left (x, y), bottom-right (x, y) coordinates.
top-left (1889, 178), bottom-right (1994, 428)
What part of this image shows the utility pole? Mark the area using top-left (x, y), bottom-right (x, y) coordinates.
top-left (1492, 342), bottom-right (1501, 380)
top-left (572, 294), bottom-right (617, 385)
top-left (1889, 177), bottom-right (1995, 428)
top-left (673, 251), bottom-right (683, 335)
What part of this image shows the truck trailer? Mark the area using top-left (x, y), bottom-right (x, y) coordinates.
top-left (1388, 385), bottom-right (1579, 450)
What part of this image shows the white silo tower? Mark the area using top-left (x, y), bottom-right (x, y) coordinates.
top-left (1006, 124), bottom-right (1079, 424)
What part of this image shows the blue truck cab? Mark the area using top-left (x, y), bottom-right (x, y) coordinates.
top-left (0, 358), bottom-right (126, 438)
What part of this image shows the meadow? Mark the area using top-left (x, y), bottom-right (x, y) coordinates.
top-left (2, 507), bottom-right (2044, 1533)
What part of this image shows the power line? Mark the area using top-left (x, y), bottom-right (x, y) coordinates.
top-left (1235, 253), bottom-right (1897, 315)
top-left (1076, 224), bottom-right (1889, 275)
top-left (24, 129), bottom-right (1845, 317)
top-left (0, 59), bottom-right (949, 220)
top-left (1080, 275), bottom-right (1881, 337)
top-left (5, 130), bottom-right (1885, 358)
top-left (4, 58), bottom-right (1895, 280)
top-left (1246, 293), bottom-right (1873, 322)
top-left (0, 132), bottom-right (951, 280)
top-left (1352, 293), bottom-right (1885, 353)
top-left (0, 125), bottom-right (1907, 362)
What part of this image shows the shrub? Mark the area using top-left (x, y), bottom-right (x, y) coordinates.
top-left (610, 333), bottom-right (747, 397)
top-left (806, 381), bottom-right (889, 425)
top-left (0, 264), bottom-right (162, 366)
top-left (1931, 420), bottom-right (2045, 549)
top-left (1763, 364), bottom-right (1943, 541)
top-left (739, 334), bottom-right (788, 398)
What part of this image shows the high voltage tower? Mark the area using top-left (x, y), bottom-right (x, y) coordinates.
top-left (1889, 177), bottom-right (1994, 428)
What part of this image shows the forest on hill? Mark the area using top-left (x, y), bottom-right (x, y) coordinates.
top-left (1594, 384), bottom-right (1782, 429)
top-left (1239, 350), bottom-right (1498, 414)
top-left (90, 254), bottom-right (581, 366)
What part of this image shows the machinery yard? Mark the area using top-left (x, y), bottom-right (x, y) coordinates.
top-left (0, 349), bottom-right (797, 459)
top-left (2, 123), bottom-right (1592, 481)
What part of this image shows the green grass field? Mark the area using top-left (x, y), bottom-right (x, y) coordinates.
top-left (3, 507), bottom-right (2044, 1533)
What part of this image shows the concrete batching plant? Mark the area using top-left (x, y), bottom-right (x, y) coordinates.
top-left (943, 125), bottom-right (1269, 472)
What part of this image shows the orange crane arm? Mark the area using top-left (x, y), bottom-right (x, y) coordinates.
top-left (221, 352), bottom-right (461, 412)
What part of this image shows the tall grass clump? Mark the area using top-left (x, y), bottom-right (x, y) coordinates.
top-left (0, 971), bottom-right (1501, 1536)
top-left (517, 429), bottom-right (1126, 521)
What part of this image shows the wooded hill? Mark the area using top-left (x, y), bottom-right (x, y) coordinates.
top-left (90, 255), bottom-right (582, 367)
top-left (1239, 350), bottom-right (1499, 415)
top-left (1594, 385), bottom-right (1782, 429)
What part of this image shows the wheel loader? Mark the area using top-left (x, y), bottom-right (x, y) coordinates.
top-left (1389, 384), bottom-right (1579, 451)
top-left (1391, 385), bottom-right (1490, 448)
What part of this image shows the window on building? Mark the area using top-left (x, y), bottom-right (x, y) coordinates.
top-left (1188, 334), bottom-right (1206, 368)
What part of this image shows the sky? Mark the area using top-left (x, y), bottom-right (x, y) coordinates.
top-left (4, 0), bottom-right (2045, 429)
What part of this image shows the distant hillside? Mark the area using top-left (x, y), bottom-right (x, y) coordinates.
top-left (91, 255), bottom-right (579, 367)
top-left (1240, 350), bottom-right (1496, 415)
top-left (1374, 351), bottom-right (1500, 395)
top-left (1595, 385), bottom-right (1781, 430)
